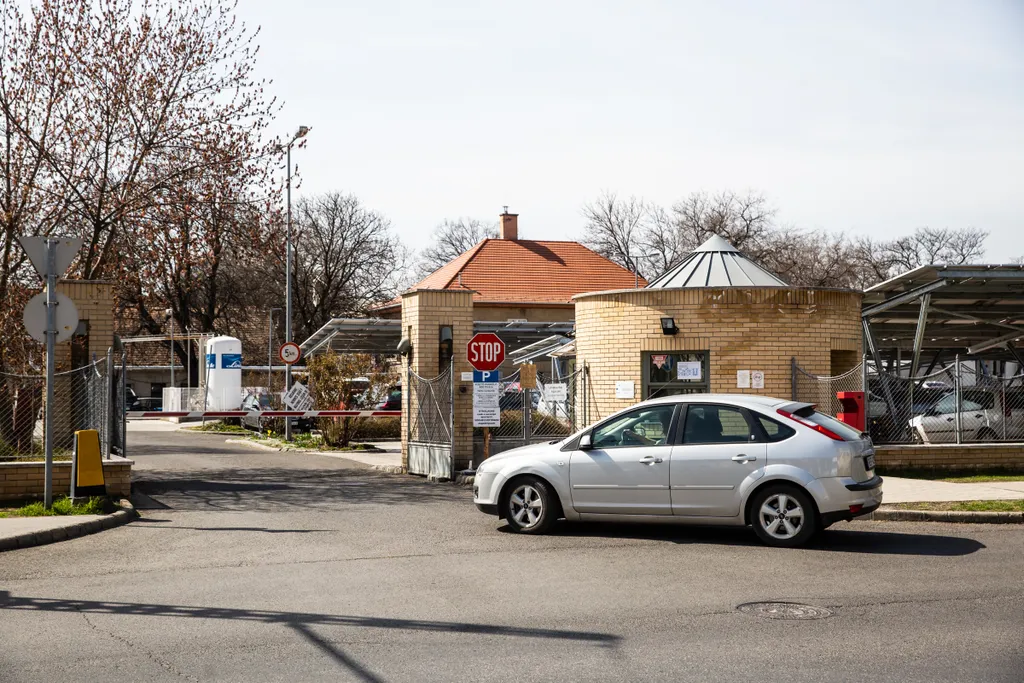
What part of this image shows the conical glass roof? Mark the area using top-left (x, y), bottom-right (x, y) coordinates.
top-left (645, 235), bottom-right (787, 288)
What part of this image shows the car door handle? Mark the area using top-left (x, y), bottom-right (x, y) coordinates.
top-left (639, 455), bottom-right (663, 465)
top-left (946, 417), bottom-right (954, 421)
top-left (974, 414), bottom-right (983, 418)
top-left (731, 454), bottom-right (757, 463)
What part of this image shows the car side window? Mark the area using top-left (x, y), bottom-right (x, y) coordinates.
top-left (934, 395), bottom-right (957, 414)
top-left (590, 405), bottom-right (676, 449)
top-left (682, 404), bottom-right (754, 444)
top-left (756, 415), bottom-right (796, 442)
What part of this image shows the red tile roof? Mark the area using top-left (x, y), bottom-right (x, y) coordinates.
top-left (380, 239), bottom-right (643, 309)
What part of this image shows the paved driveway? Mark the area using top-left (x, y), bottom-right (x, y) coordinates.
top-left (1, 426), bottom-right (1022, 682)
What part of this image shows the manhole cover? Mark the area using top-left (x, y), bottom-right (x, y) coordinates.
top-left (736, 602), bottom-right (833, 620)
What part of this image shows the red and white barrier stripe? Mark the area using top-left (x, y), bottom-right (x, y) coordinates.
top-left (125, 410), bottom-right (401, 419)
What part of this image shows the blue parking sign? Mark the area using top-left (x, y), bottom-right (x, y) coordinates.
top-left (473, 370), bottom-right (500, 383)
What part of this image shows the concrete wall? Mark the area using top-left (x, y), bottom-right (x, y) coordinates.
top-left (876, 444), bottom-right (1024, 471)
top-left (574, 287), bottom-right (863, 419)
top-left (400, 289), bottom-right (475, 472)
top-left (0, 459), bottom-right (132, 501)
top-left (54, 280), bottom-right (115, 367)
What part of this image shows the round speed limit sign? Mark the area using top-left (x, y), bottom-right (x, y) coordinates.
top-left (279, 342), bottom-right (301, 365)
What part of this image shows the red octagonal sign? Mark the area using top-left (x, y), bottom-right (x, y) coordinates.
top-left (467, 332), bottom-right (505, 372)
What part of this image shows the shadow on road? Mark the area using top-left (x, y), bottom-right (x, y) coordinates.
top-left (0, 591), bottom-right (619, 682)
top-left (133, 468), bottom-right (468, 511)
top-left (527, 521), bottom-right (985, 556)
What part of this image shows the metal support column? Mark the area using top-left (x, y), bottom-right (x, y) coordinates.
top-left (954, 355), bottom-right (963, 444)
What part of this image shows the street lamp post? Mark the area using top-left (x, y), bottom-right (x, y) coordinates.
top-left (165, 308), bottom-right (175, 393)
top-left (284, 125), bottom-right (309, 442)
top-left (268, 307), bottom-right (282, 394)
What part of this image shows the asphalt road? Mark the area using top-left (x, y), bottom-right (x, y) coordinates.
top-left (1, 426), bottom-right (1022, 682)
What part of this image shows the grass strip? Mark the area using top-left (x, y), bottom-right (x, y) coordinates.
top-left (889, 500), bottom-right (1024, 513)
top-left (0, 496), bottom-right (108, 518)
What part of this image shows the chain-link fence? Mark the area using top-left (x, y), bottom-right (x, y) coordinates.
top-left (794, 357), bottom-right (1024, 445)
top-left (792, 361), bottom-right (866, 419)
top-left (0, 356), bottom-right (122, 462)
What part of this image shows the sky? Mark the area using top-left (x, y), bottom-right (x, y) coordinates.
top-left (244, 0), bottom-right (1024, 258)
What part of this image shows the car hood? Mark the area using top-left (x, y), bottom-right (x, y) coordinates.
top-left (477, 440), bottom-right (563, 469)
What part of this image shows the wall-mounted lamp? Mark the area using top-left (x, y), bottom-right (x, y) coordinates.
top-left (660, 317), bottom-right (679, 335)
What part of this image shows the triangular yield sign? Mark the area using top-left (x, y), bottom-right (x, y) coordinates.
top-left (17, 236), bottom-right (84, 278)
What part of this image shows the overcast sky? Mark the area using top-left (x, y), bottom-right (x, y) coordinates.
top-left (246, 0), bottom-right (1024, 258)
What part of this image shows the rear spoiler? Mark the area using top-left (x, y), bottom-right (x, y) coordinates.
top-left (776, 401), bottom-right (816, 416)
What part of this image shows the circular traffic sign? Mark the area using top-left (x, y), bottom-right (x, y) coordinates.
top-left (23, 292), bottom-right (79, 344)
top-left (467, 332), bottom-right (505, 372)
top-left (279, 342), bottom-right (301, 365)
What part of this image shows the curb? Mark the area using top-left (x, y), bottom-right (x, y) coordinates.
top-left (863, 508), bottom-right (1024, 524)
top-left (225, 438), bottom-right (281, 452)
top-left (0, 499), bottom-right (139, 552)
top-left (370, 464), bottom-right (406, 475)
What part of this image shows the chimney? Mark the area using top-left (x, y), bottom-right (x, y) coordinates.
top-left (499, 208), bottom-right (518, 240)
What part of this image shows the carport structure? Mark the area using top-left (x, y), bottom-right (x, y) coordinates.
top-left (862, 264), bottom-right (1024, 375)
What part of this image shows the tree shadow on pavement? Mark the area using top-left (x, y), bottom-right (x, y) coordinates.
top-left (532, 521), bottom-right (985, 556)
top-left (133, 468), bottom-right (470, 511)
top-left (0, 591), bottom-right (620, 683)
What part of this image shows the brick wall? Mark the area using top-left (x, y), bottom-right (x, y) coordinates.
top-left (400, 289), bottom-right (475, 471)
top-left (876, 444), bottom-right (1024, 471)
top-left (55, 280), bottom-right (115, 367)
top-left (0, 459), bottom-right (132, 501)
top-left (574, 287), bottom-right (863, 419)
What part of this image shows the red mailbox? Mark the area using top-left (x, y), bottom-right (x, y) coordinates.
top-left (836, 391), bottom-right (865, 433)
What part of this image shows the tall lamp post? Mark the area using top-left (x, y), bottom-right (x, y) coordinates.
top-left (268, 307), bottom-right (282, 394)
top-left (165, 308), bottom-right (175, 393)
top-left (284, 125), bottom-right (309, 441)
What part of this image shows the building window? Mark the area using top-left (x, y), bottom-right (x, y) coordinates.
top-left (439, 326), bottom-right (453, 368)
top-left (642, 351), bottom-right (709, 399)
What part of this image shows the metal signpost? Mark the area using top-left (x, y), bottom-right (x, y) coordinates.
top-left (468, 334), bottom-right (505, 461)
top-left (18, 236), bottom-right (83, 509)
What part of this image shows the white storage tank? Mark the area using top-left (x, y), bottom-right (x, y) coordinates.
top-left (205, 335), bottom-right (242, 410)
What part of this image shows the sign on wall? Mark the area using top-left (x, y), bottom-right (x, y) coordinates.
top-left (752, 371), bottom-right (765, 389)
top-left (616, 381), bottom-right (635, 399)
top-left (221, 353), bottom-right (242, 369)
top-left (736, 370), bottom-right (751, 388)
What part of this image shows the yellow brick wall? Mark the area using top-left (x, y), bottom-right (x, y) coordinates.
top-left (0, 460), bottom-right (133, 500)
top-left (400, 290), bottom-right (475, 471)
top-left (573, 287), bottom-right (863, 420)
top-left (875, 445), bottom-right (1024, 471)
top-left (53, 281), bottom-right (115, 367)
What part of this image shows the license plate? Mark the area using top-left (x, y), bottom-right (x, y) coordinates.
top-left (864, 454), bottom-right (876, 470)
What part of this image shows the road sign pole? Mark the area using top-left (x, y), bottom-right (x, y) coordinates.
top-left (43, 239), bottom-right (57, 509)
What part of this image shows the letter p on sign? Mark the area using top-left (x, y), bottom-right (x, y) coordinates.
top-left (467, 332), bottom-right (505, 372)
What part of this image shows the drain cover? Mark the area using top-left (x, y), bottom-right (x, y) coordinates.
top-left (736, 602), bottom-right (833, 620)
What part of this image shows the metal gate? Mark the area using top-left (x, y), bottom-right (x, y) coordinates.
top-left (482, 366), bottom-right (588, 455)
top-left (406, 363), bottom-right (453, 479)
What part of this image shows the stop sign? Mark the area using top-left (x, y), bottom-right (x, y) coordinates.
top-left (467, 333), bottom-right (505, 372)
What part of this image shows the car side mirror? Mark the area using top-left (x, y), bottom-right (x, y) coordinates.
top-left (579, 433), bottom-right (593, 450)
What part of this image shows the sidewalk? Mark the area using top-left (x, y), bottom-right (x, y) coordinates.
top-left (882, 477), bottom-right (1024, 504)
top-left (0, 503), bottom-right (137, 551)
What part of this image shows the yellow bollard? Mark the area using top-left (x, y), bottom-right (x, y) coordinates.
top-left (72, 430), bottom-right (106, 498)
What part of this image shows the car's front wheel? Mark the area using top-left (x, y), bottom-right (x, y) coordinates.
top-left (750, 485), bottom-right (818, 548)
top-left (502, 477), bottom-right (556, 535)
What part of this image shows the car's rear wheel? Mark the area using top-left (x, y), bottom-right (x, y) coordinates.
top-left (503, 477), bottom-right (556, 535)
top-left (751, 485), bottom-right (818, 548)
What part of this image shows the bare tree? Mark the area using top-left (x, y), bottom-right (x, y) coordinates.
top-left (285, 192), bottom-right (410, 341)
top-left (416, 217), bottom-right (496, 277)
top-left (853, 227), bottom-right (988, 286)
top-left (580, 192), bottom-right (657, 280)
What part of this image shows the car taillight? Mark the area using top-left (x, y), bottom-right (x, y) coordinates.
top-left (776, 409), bottom-right (845, 441)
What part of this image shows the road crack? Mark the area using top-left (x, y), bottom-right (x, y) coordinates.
top-left (76, 608), bottom-right (200, 682)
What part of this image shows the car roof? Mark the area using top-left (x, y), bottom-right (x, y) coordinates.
top-left (639, 393), bottom-right (792, 410)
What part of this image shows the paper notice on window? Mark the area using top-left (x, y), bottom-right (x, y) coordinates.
top-left (615, 381), bottom-right (635, 399)
top-left (737, 370), bottom-right (751, 388)
top-left (677, 361), bottom-right (702, 381)
top-left (544, 383), bottom-right (568, 402)
top-left (752, 371), bottom-right (765, 389)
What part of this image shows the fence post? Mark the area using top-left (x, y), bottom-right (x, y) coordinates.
top-left (862, 354), bottom-right (870, 430)
top-left (790, 357), bottom-right (797, 401)
top-left (954, 355), bottom-right (962, 444)
top-left (105, 347), bottom-right (114, 458)
top-left (120, 351), bottom-right (128, 458)
top-left (448, 359), bottom-right (455, 478)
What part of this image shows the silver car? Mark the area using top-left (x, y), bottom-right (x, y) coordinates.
top-left (473, 394), bottom-right (882, 548)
